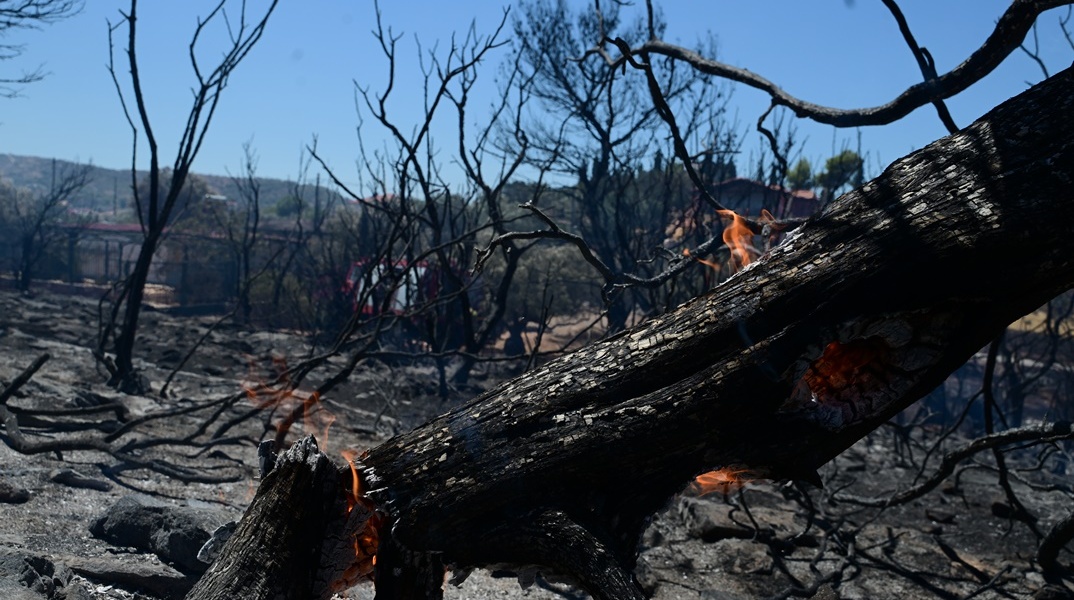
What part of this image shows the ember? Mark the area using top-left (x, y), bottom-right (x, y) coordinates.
top-left (796, 338), bottom-right (891, 404)
top-left (691, 467), bottom-right (750, 496)
top-left (782, 336), bottom-right (896, 430)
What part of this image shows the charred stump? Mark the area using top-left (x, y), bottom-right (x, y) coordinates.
top-left (189, 66), bottom-right (1074, 599)
top-left (184, 437), bottom-right (373, 600)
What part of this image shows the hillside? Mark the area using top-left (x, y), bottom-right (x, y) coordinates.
top-left (0, 153), bottom-right (339, 215)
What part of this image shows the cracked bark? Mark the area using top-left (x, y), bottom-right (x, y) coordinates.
top-left (187, 66), bottom-right (1074, 599)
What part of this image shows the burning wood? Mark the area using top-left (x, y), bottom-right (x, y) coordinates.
top-left (338, 449), bottom-right (381, 587)
top-left (717, 208), bottom-right (757, 271)
top-left (185, 436), bottom-right (374, 600)
top-left (185, 66), bottom-right (1074, 600)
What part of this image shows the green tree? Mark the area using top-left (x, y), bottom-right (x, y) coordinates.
top-left (273, 195), bottom-right (304, 219)
top-left (786, 157), bottom-right (813, 191)
top-left (816, 150), bottom-right (864, 205)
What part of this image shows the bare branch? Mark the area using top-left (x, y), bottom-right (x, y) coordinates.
top-left (0, 0), bottom-right (82, 96)
top-left (880, 0), bottom-right (960, 134)
top-left (835, 422), bottom-right (1074, 508)
top-left (610, 0), bottom-right (1071, 127)
top-left (0, 353), bottom-right (50, 406)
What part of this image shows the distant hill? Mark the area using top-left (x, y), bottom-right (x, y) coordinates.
top-left (0, 153), bottom-right (339, 215)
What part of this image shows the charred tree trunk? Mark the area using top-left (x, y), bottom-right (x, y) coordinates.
top-left (360, 65), bottom-right (1074, 596)
top-left (191, 67), bottom-right (1074, 599)
top-left (185, 438), bottom-right (373, 600)
top-left (110, 229), bottom-right (158, 389)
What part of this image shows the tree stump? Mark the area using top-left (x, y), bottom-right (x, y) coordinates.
top-left (184, 437), bottom-right (372, 600)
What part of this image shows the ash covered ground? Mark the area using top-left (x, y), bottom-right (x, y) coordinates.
top-left (0, 289), bottom-right (1071, 599)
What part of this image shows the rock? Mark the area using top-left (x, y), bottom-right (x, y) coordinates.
top-left (677, 497), bottom-right (753, 542)
top-left (0, 479), bottom-right (31, 504)
top-left (49, 469), bottom-right (112, 492)
top-left (62, 556), bottom-right (193, 600)
top-left (0, 550), bottom-right (73, 599)
top-left (0, 577), bottom-right (43, 600)
top-left (90, 495), bottom-right (229, 575)
top-left (925, 507), bottom-right (956, 524)
top-left (1033, 584), bottom-right (1074, 600)
top-left (195, 521), bottom-right (236, 565)
top-left (54, 577), bottom-right (95, 600)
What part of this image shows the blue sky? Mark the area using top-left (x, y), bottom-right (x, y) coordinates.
top-left (1, 1), bottom-right (1071, 188)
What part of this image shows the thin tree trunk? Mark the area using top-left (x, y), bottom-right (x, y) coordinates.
top-left (110, 230), bottom-right (159, 390)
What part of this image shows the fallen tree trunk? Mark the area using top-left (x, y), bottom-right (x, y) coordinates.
top-left (190, 66), bottom-right (1074, 600)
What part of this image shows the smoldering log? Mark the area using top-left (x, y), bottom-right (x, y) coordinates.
top-left (358, 65), bottom-right (1074, 597)
top-left (187, 66), bottom-right (1074, 600)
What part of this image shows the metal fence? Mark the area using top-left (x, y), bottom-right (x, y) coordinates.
top-left (1, 224), bottom-right (240, 307)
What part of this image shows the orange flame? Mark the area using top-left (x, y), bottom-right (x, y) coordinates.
top-left (243, 357), bottom-right (335, 449)
top-left (692, 467), bottom-right (749, 496)
top-left (683, 247), bottom-right (722, 271)
top-left (717, 209), bottom-right (755, 271)
top-left (341, 449), bottom-right (363, 502)
top-left (245, 359), bottom-right (381, 590)
top-left (336, 449), bottom-right (381, 588)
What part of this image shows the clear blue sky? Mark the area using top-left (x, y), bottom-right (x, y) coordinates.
top-left (1, 1), bottom-right (1071, 188)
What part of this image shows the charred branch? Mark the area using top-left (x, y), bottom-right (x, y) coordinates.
top-left (834, 422), bottom-right (1074, 507)
top-left (610, 0), bottom-right (1071, 128)
top-left (0, 352), bottom-right (49, 406)
top-left (1038, 509), bottom-right (1074, 581)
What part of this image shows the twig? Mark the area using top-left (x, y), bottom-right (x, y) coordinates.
top-left (0, 353), bottom-right (50, 406)
top-left (834, 422), bottom-right (1074, 507)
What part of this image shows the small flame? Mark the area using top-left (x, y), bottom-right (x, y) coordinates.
top-left (341, 449), bottom-right (362, 502)
top-left (692, 467), bottom-right (749, 496)
top-left (683, 247), bottom-right (722, 271)
top-left (717, 209), bottom-right (755, 271)
top-left (245, 359), bottom-right (381, 591)
top-left (335, 449), bottom-right (380, 589)
top-left (243, 357), bottom-right (335, 449)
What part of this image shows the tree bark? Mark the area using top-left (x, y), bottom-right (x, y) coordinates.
top-left (191, 66), bottom-right (1074, 599)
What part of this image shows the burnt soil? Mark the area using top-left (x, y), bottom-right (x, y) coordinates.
top-left (0, 289), bottom-right (1071, 600)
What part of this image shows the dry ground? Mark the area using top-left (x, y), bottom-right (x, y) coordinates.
top-left (0, 289), bottom-right (1071, 599)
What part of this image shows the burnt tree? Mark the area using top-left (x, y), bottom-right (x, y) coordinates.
top-left (187, 62), bottom-right (1074, 600)
top-left (98, 0), bottom-right (277, 391)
